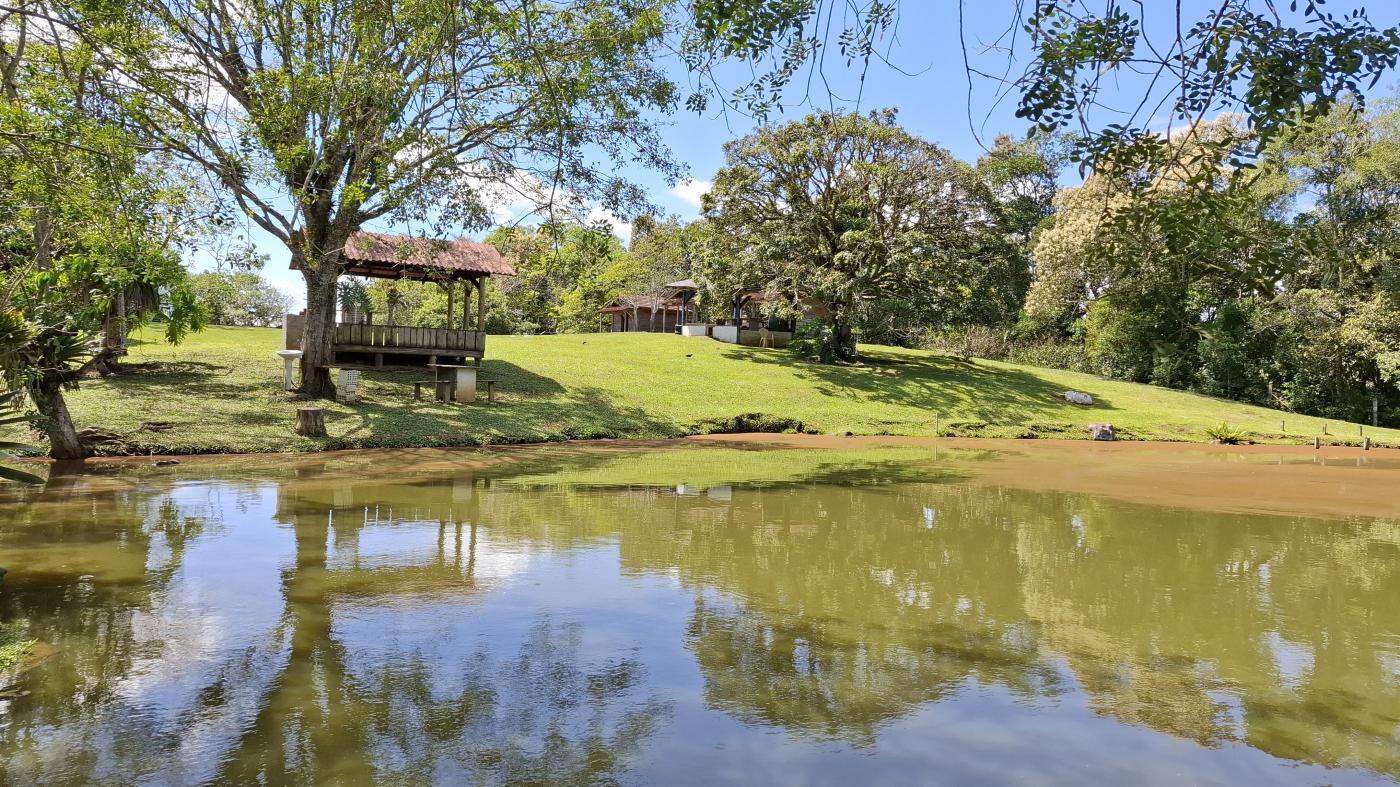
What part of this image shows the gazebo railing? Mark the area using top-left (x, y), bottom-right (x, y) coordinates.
top-left (334, 322), bottom-right (484, 354)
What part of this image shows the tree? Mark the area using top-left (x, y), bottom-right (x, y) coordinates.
top-left (976, 133), bottom-right (1067, 246)
top-left (702, 110), bottom-right (1014, 361)
top-left (0, 12), bottom-right (203, 459)
top-left (1027, 119), bottom-right (1294, 387)
top-left (488, 223), bottom-right (642, 334)
top-left (1022, 104), bottom-right (1400, 424)
top-left (58, 0), bottom-right (682, 398)
top-left (627, 215), bottom-right (710, 320)
top-left (190, 271), bottom-right (293, 327)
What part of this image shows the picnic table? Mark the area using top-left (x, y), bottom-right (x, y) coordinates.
top-left (427, 363), bottom-right (478, 403)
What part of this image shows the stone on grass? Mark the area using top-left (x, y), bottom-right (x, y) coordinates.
top-left (1088, 423), bottom-right (1116, 441)
top-left (1064, 391), bottom-right (1094, 405)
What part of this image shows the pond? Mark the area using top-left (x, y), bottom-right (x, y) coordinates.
top-left (1, 437), bottom-right (1398, 785)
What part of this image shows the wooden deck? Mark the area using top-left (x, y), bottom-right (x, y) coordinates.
top-left (332, 322), bottom-right (485, 366)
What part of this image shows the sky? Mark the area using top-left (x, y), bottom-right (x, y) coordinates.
top-left (210, 0), bottom-right (1400, 307)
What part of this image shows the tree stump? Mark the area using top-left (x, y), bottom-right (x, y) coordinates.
top-left (295, 407), bottom-right (326, 437)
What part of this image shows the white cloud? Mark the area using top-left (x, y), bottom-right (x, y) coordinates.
top-left (467, 169), bottom-right (632, 243)
top-left (669, 178), bottom-right (712, 210)
top-left (586, 205), bottom-right (633, 244)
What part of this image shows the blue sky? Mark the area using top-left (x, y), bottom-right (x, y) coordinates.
top-left (220, 0), bottom-right (1400, 306)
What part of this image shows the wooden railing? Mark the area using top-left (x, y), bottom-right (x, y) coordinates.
top-left (333, 322), bottom-right (483, 353)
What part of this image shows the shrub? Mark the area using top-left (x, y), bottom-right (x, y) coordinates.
top-left (1007, 340), bottom-right (1090, 372)
top-left (924, 325), bottom-right (1012, 360)
top-left (1203, 422), bottom-right (1249, 444)
top-left (693, 413), bottom-right (808, 435)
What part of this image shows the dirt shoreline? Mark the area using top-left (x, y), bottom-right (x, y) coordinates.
top-left (18, 433), bottom-right (1400, 522)
top-left (700, 434), bottom-right (1400, 520)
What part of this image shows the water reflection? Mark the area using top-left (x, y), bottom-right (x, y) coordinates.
top-left (0, 445), bottom-right (1398, 785)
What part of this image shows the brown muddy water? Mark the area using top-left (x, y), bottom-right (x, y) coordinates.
top-left (1, 437), bottom-right (1398, 785)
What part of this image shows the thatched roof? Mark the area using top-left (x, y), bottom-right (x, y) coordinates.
top-left (292, 231), bottom-right (515, 281)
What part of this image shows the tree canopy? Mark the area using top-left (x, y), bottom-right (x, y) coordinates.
top-left (702, 110), bottom-right (1017, 360)
top-left (47, 0), bottom-right (684, 397)
top-left (0, 11), bottom-right (204, 459)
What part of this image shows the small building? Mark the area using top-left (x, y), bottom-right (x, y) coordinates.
top-left (599, 278), bottom-right (827, 349)
top-left (284, 231), bottom-right (515, 368)
top-left (600, 279), bottom-right (700, 333)
top-left (711, 291), bottom-right (827, 349)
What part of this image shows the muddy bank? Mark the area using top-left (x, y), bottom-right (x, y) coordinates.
top-left (695, 434), bottom-right (1400, 521)
top-left (15, 433), bottom-right (1400, 523)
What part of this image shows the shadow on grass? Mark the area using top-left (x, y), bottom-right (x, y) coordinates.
top-left (99, 361), bottom-right (261, 399)
top-left (480, 360), bottom-right (566, 396)
top-left (325, 383), bottom-right (681, 449)
top-left (717, 344), bottom-right (1113, 422)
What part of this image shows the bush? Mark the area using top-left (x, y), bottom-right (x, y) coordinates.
top-left (924, 325), bottom-right (1012, 360)
top-left (693, 413), bottom-right (808, 434)
top-left (1007, 340), bottom-right (1090, 372)
top-left (1203, 422), bottom-right (1249, 444)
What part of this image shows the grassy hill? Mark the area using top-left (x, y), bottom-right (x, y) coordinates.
top-left (17, 325), bottom-right (1399, 454)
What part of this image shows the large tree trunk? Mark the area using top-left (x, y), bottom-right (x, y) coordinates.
top-left (93, 292), bottom-right (128, 376)
top-left (299, 263), bottom-right (339, 399)
top-left (830, 302), bottom-right (858, 363)
top-left (31, 376), bottom-right (85, 461)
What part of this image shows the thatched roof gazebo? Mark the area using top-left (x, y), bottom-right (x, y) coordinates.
top-left (331, 232), bottom-right (515, 280)
top-left (285, 232), bottom-right (515, 369)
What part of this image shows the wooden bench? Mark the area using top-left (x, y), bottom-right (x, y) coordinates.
top-left (414, 378), bottom-right (496, 403)
top-left (413, 379), bottom-right (455, 402)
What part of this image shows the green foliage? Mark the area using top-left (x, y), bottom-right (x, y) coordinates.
top-left (1203, 422), bottom-right (1249, 445)
top-left (704, 110), bottom-right (1018, 362)
top-left (0, 389), bottom-right (42, 484)
top-left (692, 413), bottom-right (809, 435)
top-left (1021, 101), bottom-right (1400, 427)
top-left (190, 272), bottom-right (292, 327)
top-left (0, 15), bottom-right (206, 457)
top-left (0, 622), bottom-right (36, 673)
top-left (789, 322), bottom-right (846, 364)
top-left (486, 224), bottom-right (645, 334)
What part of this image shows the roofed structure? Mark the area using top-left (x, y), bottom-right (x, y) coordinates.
top-left (284, 231), bottom-right (513, 370)
top-left (290, 231), bottom-right (515, 280)
top-left (600, 294), bottom-right (682, 313)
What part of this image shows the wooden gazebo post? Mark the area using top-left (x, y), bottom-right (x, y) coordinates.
top-left (476, 277), bottom-right (486, 332)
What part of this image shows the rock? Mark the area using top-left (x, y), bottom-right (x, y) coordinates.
top-left (1088, 423), bottom-right (1116, 441)
top-left (1064, 391), bottom-right (1094, 405)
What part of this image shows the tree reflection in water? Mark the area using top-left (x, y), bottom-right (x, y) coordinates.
top-left (0, 446), bottom-right (1397, 784)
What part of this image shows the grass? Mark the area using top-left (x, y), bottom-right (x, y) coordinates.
top-left (6, 325), bottom-right (1398, 454)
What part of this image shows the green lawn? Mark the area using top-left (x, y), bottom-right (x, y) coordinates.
top-left (16, 325), bottom-right (1399, 454)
